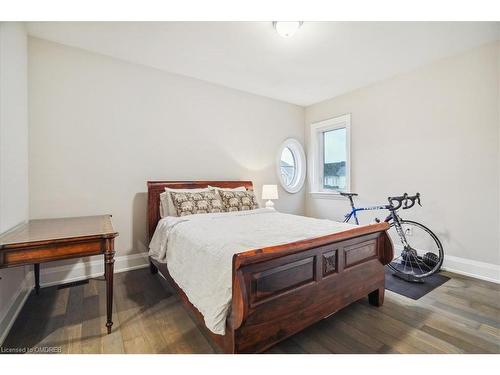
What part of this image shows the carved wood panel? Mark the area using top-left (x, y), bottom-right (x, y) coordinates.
top-left (322, 250), bottom-right (338, 276)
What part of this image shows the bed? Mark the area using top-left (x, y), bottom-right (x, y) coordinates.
top-left (147, 180), bottom-right (393, 353)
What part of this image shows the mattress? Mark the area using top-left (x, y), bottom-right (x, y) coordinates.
top-left (148, 208), bottom-right (355, 335)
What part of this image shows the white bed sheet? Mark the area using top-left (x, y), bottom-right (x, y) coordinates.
top-left (149, 208), bottom-right (355, 335)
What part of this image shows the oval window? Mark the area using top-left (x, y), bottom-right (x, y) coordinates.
top-left (276, 138), bottom-right (306, 193)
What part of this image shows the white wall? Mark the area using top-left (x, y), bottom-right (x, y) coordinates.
top-left (0, 24), bottom-right (28, 233)
top-left (28, 38), bottom-right (305, 262)
top-left (305, 42), bottom-right (500, 280)
top-left (0, 22), bottom-right (30, 344)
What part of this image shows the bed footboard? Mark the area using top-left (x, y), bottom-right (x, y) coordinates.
top-left (229, 222), bottom-right (393, 353)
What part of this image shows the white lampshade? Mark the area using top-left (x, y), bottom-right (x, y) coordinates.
top-left (262, 184), bottom-right (279, 200)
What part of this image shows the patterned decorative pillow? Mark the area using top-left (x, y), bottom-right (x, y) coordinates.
top-left (170, 190), bottom-right (224, 216)
top-left (219, 190), bottom-right (259, 212)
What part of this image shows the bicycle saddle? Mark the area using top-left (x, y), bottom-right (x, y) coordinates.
top-left (339, 192), bottom-right (358, 197)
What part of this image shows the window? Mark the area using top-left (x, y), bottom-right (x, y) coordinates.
top-left (310, 114), bottom-right (351, 196)
top-left (276, 138), bottom-right (306, 193)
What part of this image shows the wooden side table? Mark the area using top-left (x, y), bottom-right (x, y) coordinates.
top-left (0, 215), bottom-right (118, 334)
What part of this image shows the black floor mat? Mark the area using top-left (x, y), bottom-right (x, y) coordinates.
top-left (384, 266), bottom-right (450, 300)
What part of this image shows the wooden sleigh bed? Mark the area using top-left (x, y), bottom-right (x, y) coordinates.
top-left (147, 180), bottom-right (394, 353)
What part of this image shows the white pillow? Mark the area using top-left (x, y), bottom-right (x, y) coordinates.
top-left (160, 187), bottom-right (211, 217)
top-left (159, 191), bottom-right (168, 218)
top-left (208, 185), bottom-right (247, 192)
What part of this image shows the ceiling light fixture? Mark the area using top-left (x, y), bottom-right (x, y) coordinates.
top-left (273, 21), bottom-right (303, 38)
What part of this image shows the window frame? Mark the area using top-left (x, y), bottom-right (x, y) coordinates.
top-left (276, 138), bottom-right (306, 194)
top-left (309, 114), bottom-right (351, 198)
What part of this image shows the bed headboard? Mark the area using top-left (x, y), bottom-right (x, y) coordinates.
top-left (147, 180), bottom-right (254, 241)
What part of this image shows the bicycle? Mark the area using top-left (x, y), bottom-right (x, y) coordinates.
top-left (341, 192), bottom-right (444, 282)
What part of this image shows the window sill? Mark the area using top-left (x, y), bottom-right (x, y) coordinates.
top-left (309, 191), bottom-right (345, 200)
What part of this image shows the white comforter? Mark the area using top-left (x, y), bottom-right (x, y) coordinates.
top-left (149, 208), bottom-right (355, 335)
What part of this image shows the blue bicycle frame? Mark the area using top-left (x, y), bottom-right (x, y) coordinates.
top-left (343, 205), bottom-right (390, 225)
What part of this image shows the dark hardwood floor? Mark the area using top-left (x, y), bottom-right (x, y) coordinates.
top-left (2, 268), bottom-right (499, 354)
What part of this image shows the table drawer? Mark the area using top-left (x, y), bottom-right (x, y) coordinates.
top-left (1, 240), bottom-right (103, 266)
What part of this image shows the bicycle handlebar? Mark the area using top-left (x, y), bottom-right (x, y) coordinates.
top-left (403, 193), bottom-right (421, 209)
top-left (387, 194), bottom-right (407, 210)
top-left (388, 193), bottom-right (422, 210)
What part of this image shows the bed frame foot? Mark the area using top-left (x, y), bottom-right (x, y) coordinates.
top-left (149, 260), bottom-right (158, 275)
top-left (368, 287), bottom-right (384, 307)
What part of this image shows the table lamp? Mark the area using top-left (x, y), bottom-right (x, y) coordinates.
top-left (262, 184), bottom-right (279, 209)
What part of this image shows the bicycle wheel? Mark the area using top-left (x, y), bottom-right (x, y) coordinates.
top-left (387, 220), bottom-right (444, 280)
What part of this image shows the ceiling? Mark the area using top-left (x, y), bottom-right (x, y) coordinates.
top-left (26, 22), bottom-right (500, 106)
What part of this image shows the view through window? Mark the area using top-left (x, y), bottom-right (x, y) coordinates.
top-left (280, 147), bottom-right (296, 186)
top-left (323, 127), bottom-right (347, 190)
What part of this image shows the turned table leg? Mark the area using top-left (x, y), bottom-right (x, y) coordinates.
top-left (104, 239), bottom-right (115, 334)
top-left (104, 256), bottom-right (108, 281)
top-left (34, 263), bottom-right (40, 295)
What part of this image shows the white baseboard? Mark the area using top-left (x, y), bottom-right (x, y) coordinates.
top-left (0, 271), bottom-right (33, 346)
top-left (39, 252), bottom-right (149, 287)
top-left (0, 252), bottom-right (149, 345)
top-left (442, 255), bottom-right (500, 284)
